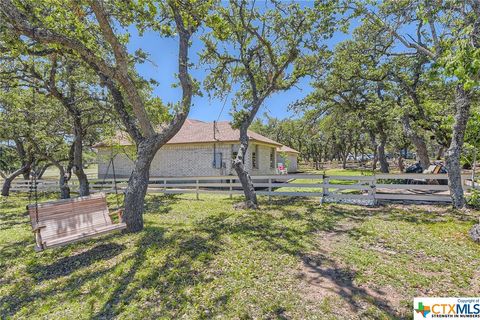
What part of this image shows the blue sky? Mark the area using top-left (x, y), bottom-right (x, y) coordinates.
top-left (126, 2), bottom-right (354, 123)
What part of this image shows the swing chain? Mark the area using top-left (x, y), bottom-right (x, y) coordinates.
top-left (100, 156), bottom-right (122, 210)
top-left (111, 157), bottom-right (120, 210)
top-left (28, 169), bottom-right (39, 224)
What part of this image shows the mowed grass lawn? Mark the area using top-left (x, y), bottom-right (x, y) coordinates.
top-left (1, 192), bottom-right (479, 319)
top-left (278, 168), bottom-right (373, 194)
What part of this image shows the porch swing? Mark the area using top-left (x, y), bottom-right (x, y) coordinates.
top-left (26, 155), bottom-right (126, 252)
top-left (24, 44), bottom-right (126, 251)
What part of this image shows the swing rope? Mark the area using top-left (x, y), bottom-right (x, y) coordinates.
top-left (99, 155), bottom-right (122, 210)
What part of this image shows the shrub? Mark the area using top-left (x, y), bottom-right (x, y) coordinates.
top-left (468, 189), bottom-right (480, 209)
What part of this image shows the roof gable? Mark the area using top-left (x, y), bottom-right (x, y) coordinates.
top-left (277, 145), bottom-right (300, 154)
top-left (94, 119), bottom-right (284, 148)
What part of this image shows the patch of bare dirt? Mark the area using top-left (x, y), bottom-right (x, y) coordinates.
top-left (296, 221), bottom-right (407, 319)
top-left (470, 268), bottom-right (480, 295)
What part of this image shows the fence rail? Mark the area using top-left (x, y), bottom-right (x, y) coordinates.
top-left (2, 173), bottom-right (476, 205)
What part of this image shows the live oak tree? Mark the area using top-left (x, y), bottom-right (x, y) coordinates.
top-left (382, 54), bottom-right (454, 171)
top-left (332, 20), bottom-right (456, 172)
top-left (252, 112), bottom-right (376, 171)
top-left (354, 0), bottom-right (480, 207)
top-left (0, 91), bottom-right (31, 196)
top-left (34, 56), bottom-right (108, 197)
top-left (0, 89), bottom-right (64, 196)
top-left (30, 131), bottom-right (74, 199)
top-left (0, 95), bottom-right (35, 183)
top-left (201, 0), bottom-right (336, 208)
top-left (29, 99), bottom-right (80, 199)
top-left (0, 145), bottom-right (20, 178)
top-left (0, 0), bottom-right (210, 231)
top-left (297, 33), bottom-right (398, 173)
top-left (0, 52), bottom-right (111, 197)
top-left (250, 116), bottom-right (333, 170)
top-left (251, 116), bottom-right (311, 163)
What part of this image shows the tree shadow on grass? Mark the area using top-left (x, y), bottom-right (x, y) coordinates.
top-left (325, 202), bottom-right (478, 225)
top-left (0, 205), bottom-right (30, 230)
top-left (105, 193), bottom-right (179, 216)
top-left (0, 237), bottom-right (129, 317)
top-left (1, 195), bottom-right (225, 319)
top-left (92, 224), bottom-right (223, 319)
top-left (3, 196), bottom-right (471, 319)
top-left (290, 201), bottom-right (479, 318)
top-left (0, 260), bottom-right (121, 318)
top-left (0, 239), bottom-right (31, 258)
top-left (27, 243), bottom-right (126, 282)
top-left (192, 199), bottom-right (426, 319)
top-left (300, 252), bottom-right (402, 318)
top-left (0, 239), bottom-right (32, 276)
top-left (195, 200), bottom-right (341, 257)
top-left (143, 194), bottom-right (179, 215)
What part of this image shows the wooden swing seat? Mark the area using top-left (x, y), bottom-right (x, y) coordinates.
top-left (27, 193), bottom-right (126, 251)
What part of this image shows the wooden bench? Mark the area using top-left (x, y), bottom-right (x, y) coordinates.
top-left (27, 193), bottom-right (126, 251)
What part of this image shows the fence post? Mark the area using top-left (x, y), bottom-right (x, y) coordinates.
top-left (369, 175), bottom-right (377, 203)
top-left (268, 178), bottom-right (272, 202)
top-left (196, 179), bottom-right (199, 200)
top-left (229, 179), bottom-right (233, 199)
top-left (164, 179), bottom-right (167, 194)
top-left (461, 175), bottom-right (467, 190)
top-left (322, 174), bottom-right (329, 204)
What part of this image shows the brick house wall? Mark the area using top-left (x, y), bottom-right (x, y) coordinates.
top-left (250, 144), bottom-right (278, 176)
top-left (278, 153), bottom-right (298, 172)
top-left (97, 142), bottom-right (279, 178)
top-left (288, 154), bottom-right (298, 172)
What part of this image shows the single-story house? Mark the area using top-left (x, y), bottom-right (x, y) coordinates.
top-left (94, 119), bottom-right (300, 178)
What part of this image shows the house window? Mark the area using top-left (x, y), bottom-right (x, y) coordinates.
top-left (252, 145), bottom-right (259, 169)
top-left (270, 148), bottom-right (275, 168)
top-left (213, 152), bottom-right (223, 169)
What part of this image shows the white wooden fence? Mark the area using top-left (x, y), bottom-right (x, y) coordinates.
top-left (3, 173), bottom-right (476, 204)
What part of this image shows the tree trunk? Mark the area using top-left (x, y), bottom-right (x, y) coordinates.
top-left (49, 62), bottom-right (91, 197)
top-left (37, 163), bottom-right (50, 179)
top-left (402, 115), bottom-right (430, 169)
top-left (59, 176), bottom-right (70, 199)
top-left (314, 148), bottom-right (321, 170)
top-left (123, 141), bottom-right (159, 232)
top-left (72, 117), bottom-right (90, 196)
top-left (13, 139), bottom-right (30, 180)
top-left (22, 167), bottom-right (31, 180)
top-left (445, 85), bottom-right (471, 209)
top-left (436, 147), bottom-right (444, 160)
top-left (233, 125), bottom-right (258, 209)
top-left (55, 164), bottom-right (70, 199)
top-left (377, 131), bottom-right (389, 173)
top-left (1, 178), bottom-right (13, 197)
top-left (1, 162), bottom-right (31, 196)
top-left (398, 153), bottom-right (405, 173)
top-left (342, 152), bottom-right (347, 169)
top-left (369, 132), bottom-right (378, 171)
